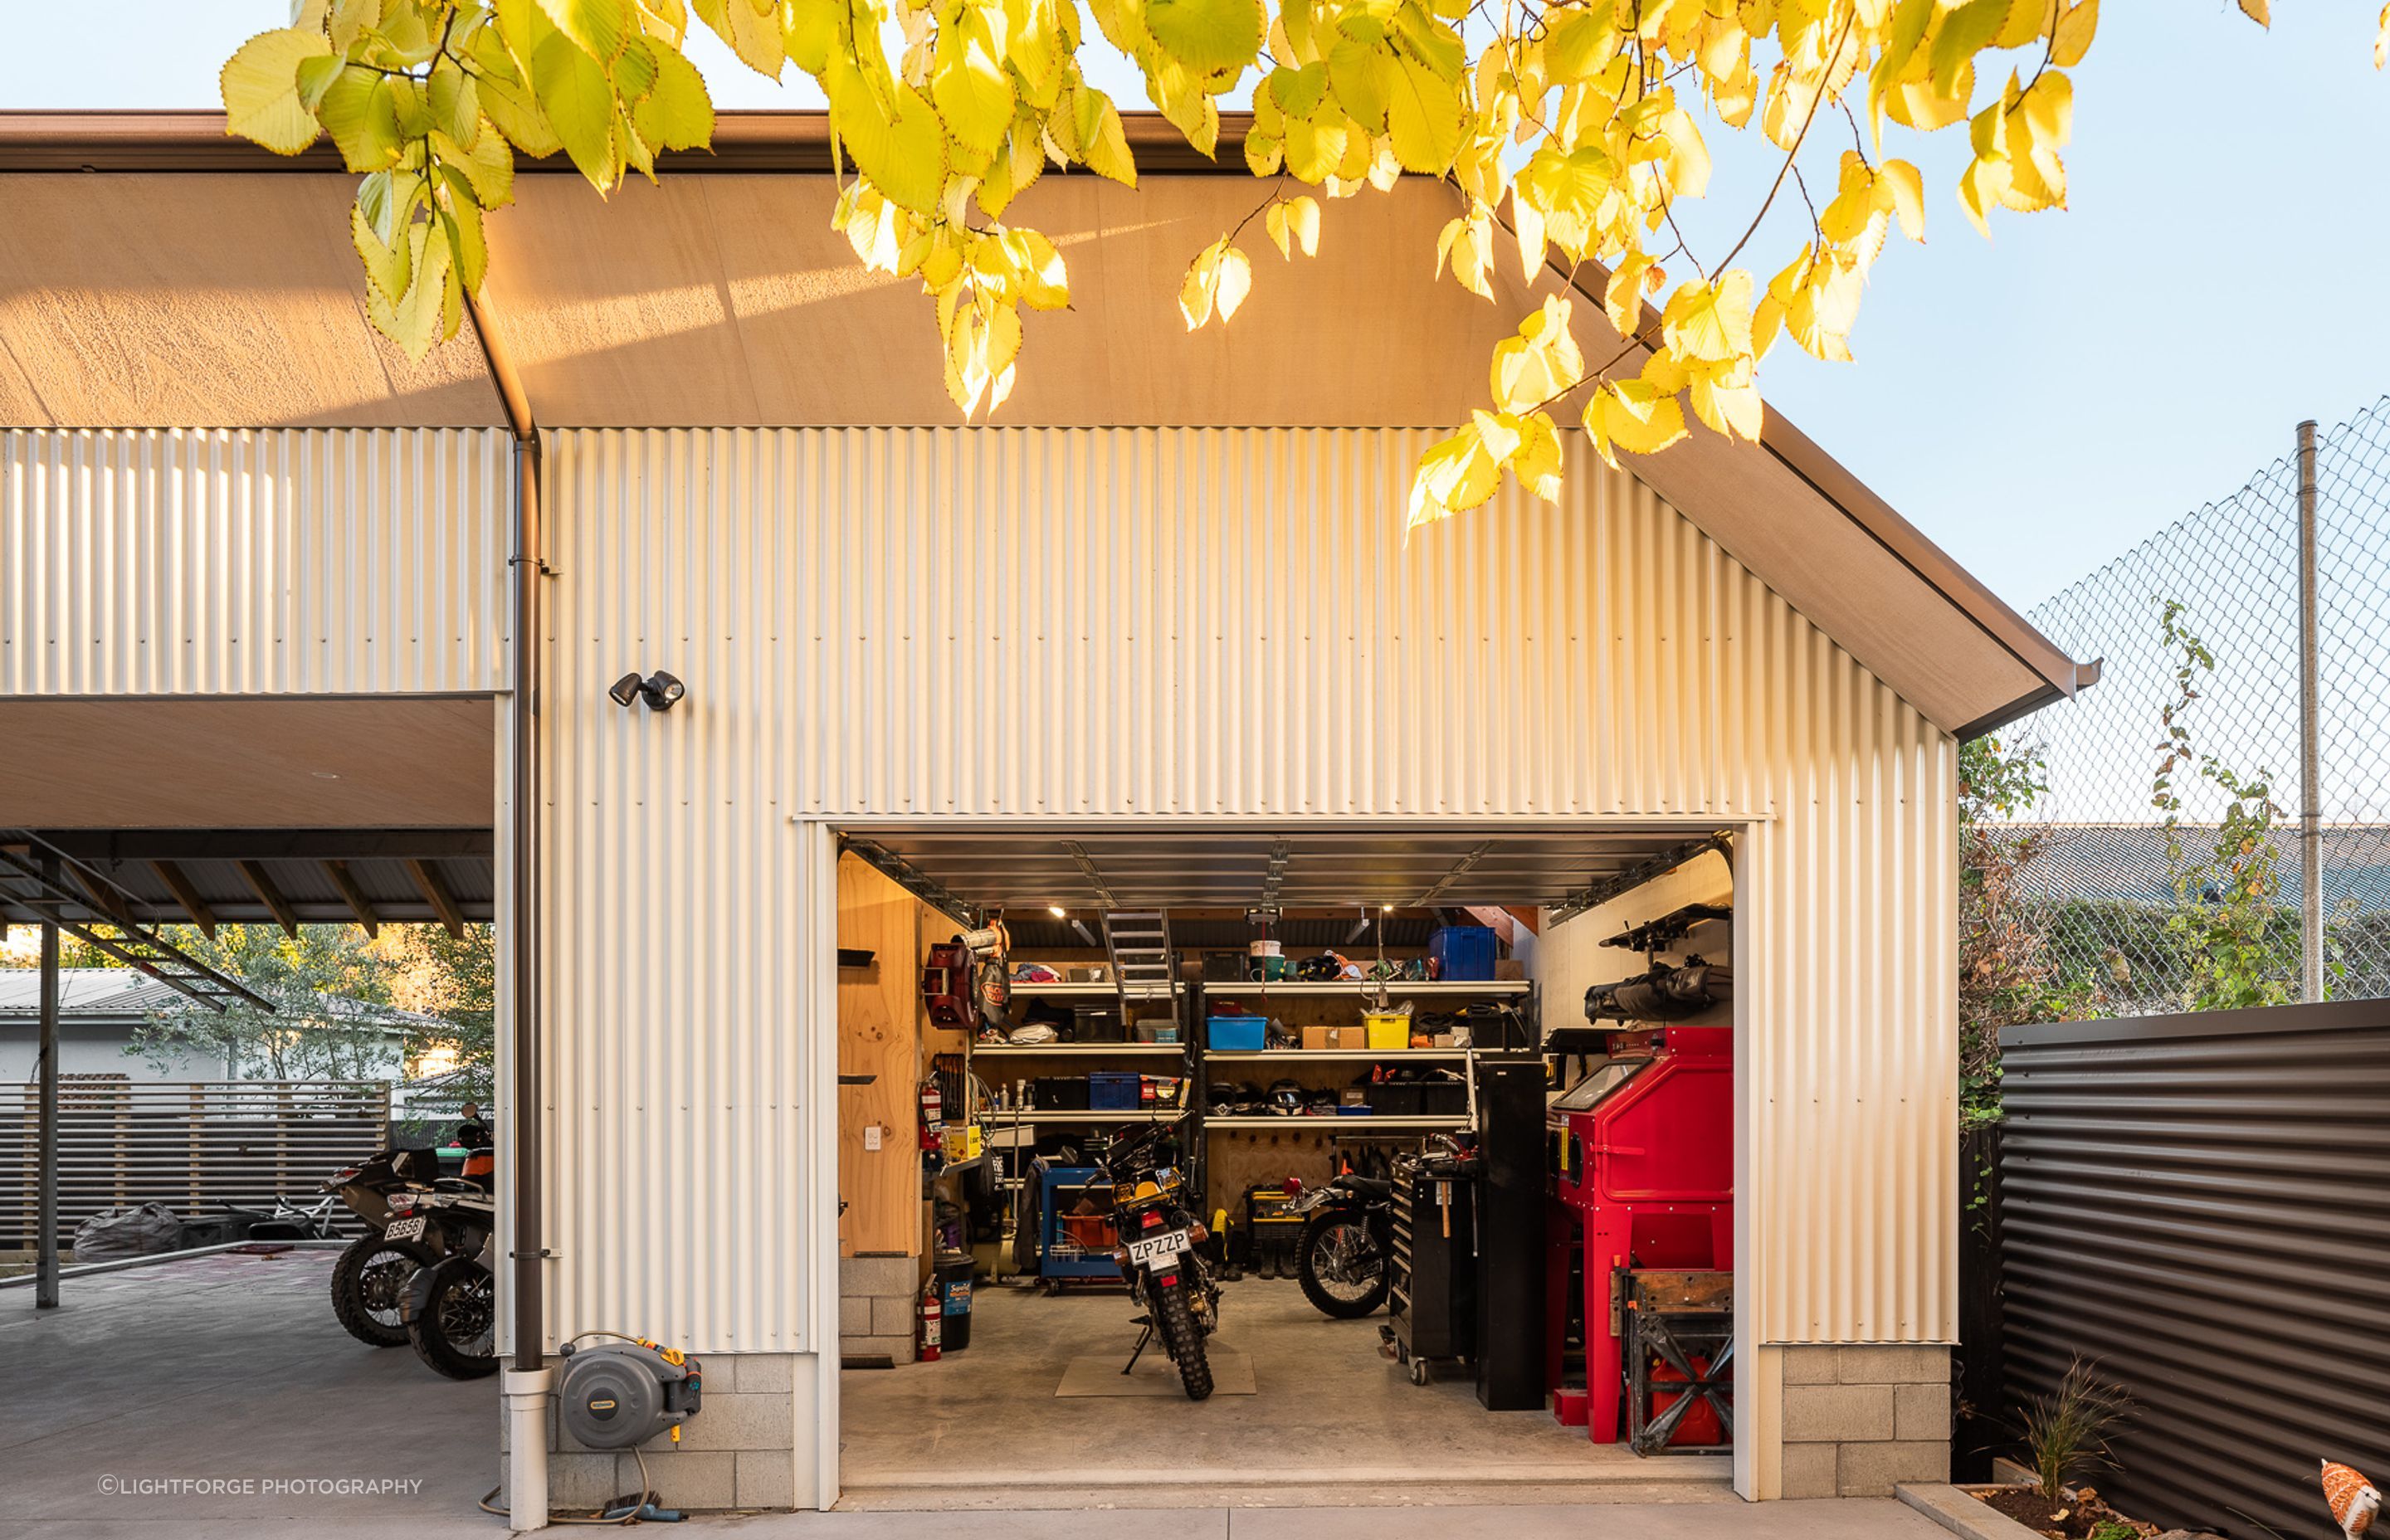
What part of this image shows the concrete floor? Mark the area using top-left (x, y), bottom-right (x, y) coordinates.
top-left (0, 1248), bottom-right (497, 1530)
top-left (0, 1256), bottom-right (1950, 1540)
top-left (839, 1276), bottom-right (1729, 1508)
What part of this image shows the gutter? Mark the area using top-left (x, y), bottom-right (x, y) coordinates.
top-left (0, 108), bottom-right (1252, 174)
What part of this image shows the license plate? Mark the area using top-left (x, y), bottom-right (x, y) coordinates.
top-left (1125, 1229), bottom-right (1191, 1268)
top-left (383, 1216), bottom-right (426, 1241)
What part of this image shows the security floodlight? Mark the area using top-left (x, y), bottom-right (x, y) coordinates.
top-left (609, 670), bottom-right (687, 712)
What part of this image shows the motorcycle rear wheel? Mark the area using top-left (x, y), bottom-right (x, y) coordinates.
top-left (408, 1260), bottom-right (500, 1380)
top-left (1296, 1210), bottom-right (1391, 1318)
top-left (1154, 1279), bottom-right (1214, 1401)
top-left (331, 1232), bottom-right (437, 1348)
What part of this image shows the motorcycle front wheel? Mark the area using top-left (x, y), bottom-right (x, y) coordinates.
top-left (1152, 1277), bottom-right (1214, 1401)
top-left (407, 1260), bottom-right (500, 1380)
top-left (330, 1232), bottom-right (437, 1348)
top-left (1296, 1209), bottom-right (1391, 1318)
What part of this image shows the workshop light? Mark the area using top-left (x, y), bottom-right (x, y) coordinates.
top-left (1048, 905), bottom-right (1068, 919)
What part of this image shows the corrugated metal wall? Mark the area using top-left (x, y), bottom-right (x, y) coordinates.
top-left (541, 426), bottom-right (1956, 1349)
top-left (1998, 1005), bottom-right (2390, 1539)
top-left (2, 427), bottom-right (510, 696)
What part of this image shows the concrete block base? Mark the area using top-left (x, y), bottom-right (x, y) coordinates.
top-left (1779, 1344), bottom-right (1952, 1497)
top-left (504, 1349), bottom-right (813, 1512)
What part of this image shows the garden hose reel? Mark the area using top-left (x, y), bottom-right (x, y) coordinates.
top-left (555, 1338), bottom-right (704, 1450)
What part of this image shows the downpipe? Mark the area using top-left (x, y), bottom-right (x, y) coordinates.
top-left (504, 1367), bottom-right (554, 1530)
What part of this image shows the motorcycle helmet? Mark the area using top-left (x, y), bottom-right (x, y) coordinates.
top-left (1295, 953), bottom-right (1346, 982)
top-left (1267, 1079), bottom-right (1304, 1116)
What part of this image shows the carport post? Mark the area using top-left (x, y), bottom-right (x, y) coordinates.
top-left (35, 852), bottom-right (60, 1308)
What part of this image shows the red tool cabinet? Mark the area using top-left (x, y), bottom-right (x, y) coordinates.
top-left (1544, 1026), bottom-right (1733, 1445)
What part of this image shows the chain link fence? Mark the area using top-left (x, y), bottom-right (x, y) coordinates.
top-left (2000, 396), bottom-right (2390, 1012)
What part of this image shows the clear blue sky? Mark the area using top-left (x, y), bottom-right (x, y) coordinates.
top-left (7, 3), bottom-right (2386, 612)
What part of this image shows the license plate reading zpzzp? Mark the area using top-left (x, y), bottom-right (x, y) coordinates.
top-left (383, 1216), bottom-right (427, 1241)
top-left (1126, 1230), bottom-right (1191, 1268)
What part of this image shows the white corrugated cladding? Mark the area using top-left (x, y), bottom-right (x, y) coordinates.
top-left (1, 428), bottom-right (510, 696)
top-left (542, 426), bottom-right (1957, 1348)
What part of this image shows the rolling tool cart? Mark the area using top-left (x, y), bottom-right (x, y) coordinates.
top-left (1038, 1167), bottom-right (1119, 1285)
top-left (1386, 1155), bottom-right (1475, 1383)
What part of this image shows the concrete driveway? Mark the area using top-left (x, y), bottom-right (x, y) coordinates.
top-left (0, 1247), bottom-right (497, 1530)
top-left (0, 1251), bottom-right (1953, 1540)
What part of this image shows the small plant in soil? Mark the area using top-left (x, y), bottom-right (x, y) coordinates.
top-left (1976, 1357), bottom-right (2144, 1538)
top-left (2022, 1357), bottom-right (2134, 1501)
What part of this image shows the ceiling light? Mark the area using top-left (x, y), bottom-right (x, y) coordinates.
top-left (1048, 905), bottom-right (1068, 919)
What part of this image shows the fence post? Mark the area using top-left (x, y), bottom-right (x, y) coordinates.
top-left (2298, 418), bottom-right (2324, 1001)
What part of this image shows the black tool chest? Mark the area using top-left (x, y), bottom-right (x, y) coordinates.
top-left (1389, 1167), bottom-right (1475, 1367)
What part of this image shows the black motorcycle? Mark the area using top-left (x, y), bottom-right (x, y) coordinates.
top-left (1288, 1172), bottom-right (1395, 1318)
top-left (323, 1148), bottom-right (449, 1349)
top-left (1102, 1125), bottom-right (1222, 1401)
top-left (399, 1187), bottom-right (500, 1380)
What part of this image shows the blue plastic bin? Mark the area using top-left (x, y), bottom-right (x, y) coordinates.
top-left (1428, 924), bottom-right (1497, 981)
top-left (1088, 1072), bottom-right (1142, 1110)
top-left (1207, 1016), bottom-right (1267, 1051)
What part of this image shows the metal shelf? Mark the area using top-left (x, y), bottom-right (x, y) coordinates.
top-left (993, 1108), bottom-right (1192, 1123)
top-left (1200, 979), bottom-right (1531, 997)
top-left (973, 1042), bottom-right (1188, 1056)
top-left (1005, 980), bottom-right (1183, 996)
top-left (1205, 1050), bottom-right (1471, 1062)
top-left (1202, 1114), bottom-right (1471, 1131)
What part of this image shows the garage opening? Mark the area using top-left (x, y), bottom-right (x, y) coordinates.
top-left (831, 825), bottom-right (1740, 1509)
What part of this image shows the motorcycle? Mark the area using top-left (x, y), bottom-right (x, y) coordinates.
top-left (399, 1186), bottom-right (500, 1380)
top-left (1101, 1125), bottom-right (1222, 1401)
top-left (323, 1148), bottom-right (450, 1349)
top-left (1288, 1172), bottom-right (1395, 1318)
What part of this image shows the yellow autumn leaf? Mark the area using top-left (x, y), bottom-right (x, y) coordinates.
top-left (1489, 295), bottom-right (1587, 413)
top-left (222, 28), bottom-right (332, 155)
top-left (1661, 270), bottom-right (1756, 367)
top-left (2052, 0), bottom-right (2098, 68)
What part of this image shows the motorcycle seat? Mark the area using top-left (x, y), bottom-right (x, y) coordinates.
top-left (1335, 1175), bottom-right (1395, 1202)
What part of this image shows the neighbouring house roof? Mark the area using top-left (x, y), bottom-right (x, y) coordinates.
top-left (0, 110), bottom-right (2095, 738)
top-left (0, 967), bottom-right (185, 1020)
top-left (0, 966), bottom-right (448, 1036)
top-left (2012, 823), bottom-right (2390, 911)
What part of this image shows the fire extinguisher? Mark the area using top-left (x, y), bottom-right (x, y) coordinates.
top-left (919, 1080), bottom-right (944, 1155)
top-left (919, 1279), bottom-right (944, 1362)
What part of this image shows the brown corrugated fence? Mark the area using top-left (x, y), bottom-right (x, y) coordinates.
top-left (1997, 1001), bottom-right (2390, 1538)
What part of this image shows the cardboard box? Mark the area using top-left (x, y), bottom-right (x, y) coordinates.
top-left (1301, 1026), bottom-right (1334, 1050)
top-left (1329, 1026), bottom-right (1370, 1050)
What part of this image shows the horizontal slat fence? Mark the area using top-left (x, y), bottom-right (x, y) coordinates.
top-left (0, 1080), bottom-right (390, 1249)
top-left (1998, 1003), bottom-right (2390, 1539)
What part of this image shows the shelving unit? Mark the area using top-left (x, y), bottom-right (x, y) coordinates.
top-left (1005, 980), bottom-right (1186, 997)
top-left (1199, 979), bottom-right (1532, 997)
top-left (1204, 1114), bottom-right (1471, 1131)
top-left (1206, 1048), bottom-right (1471, 1063)
top-left (974, 1042), bottom-right (1188, 1057)
top-left (987, 1107), bottom-right (1190, 1125)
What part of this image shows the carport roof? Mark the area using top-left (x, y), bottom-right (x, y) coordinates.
top-left (0, 828), bottom-right (493, 935)
top-left (0, 110), bottom-right (2093, 739)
